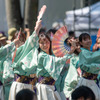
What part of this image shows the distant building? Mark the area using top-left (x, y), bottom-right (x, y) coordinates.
top-left (0, 0), bottom-right (99, 34)
top-left (39, 0), bottom-right (100, 29)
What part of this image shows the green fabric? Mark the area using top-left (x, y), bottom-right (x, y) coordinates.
top-left (3, 53), bottom-right (14, 100)
top-left (37, 51), bottom-right (73, 81)
top-left (12, 31), bottom-right (39, 76)
top-left (63, 55), bottom-right (79, 98)
top-left (0, 42), bottom-right (15, 57)
top-left (0, 42), bottom-right (15, 100)
top-left (55, 63), bottom-right (69, 91)
top-left (4, 82), bottom-right (13, 100)
top-left (0, 42), bottom-right (15, 82)
top-left (79, 48), bottom-right (100, 74)
top-left (55, 55), bottom-right (79, 98)
top-left (0, 31), bottom-right (38, 100)
top-left (3, 53), bottom-right (14, 84)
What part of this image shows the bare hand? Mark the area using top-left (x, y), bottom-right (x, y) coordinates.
top-left (70, 38), bottom-right (77, 47)
top-left (97, 44), bottom-right (100, 48)
top-left (24, 28), bottom-right (30, 33)
top-left (13, 38), bottom-right (20, 47)
top-left (34, 20), bottom-right (42, 35)
top-left (93, 44), bottom-right (98, 51)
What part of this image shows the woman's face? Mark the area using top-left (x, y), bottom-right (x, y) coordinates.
top-left (39, 37), bottom-right (50, 53)
top-left (80, 37), bottom-right (92, 50)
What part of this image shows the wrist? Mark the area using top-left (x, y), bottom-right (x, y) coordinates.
top-left (13, 39), bottom-right (19, 46)
top-left (26, 30), bottom-right (30, 32)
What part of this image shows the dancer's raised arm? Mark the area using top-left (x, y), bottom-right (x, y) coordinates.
top-left (0, 38), bottom-right (20, 57)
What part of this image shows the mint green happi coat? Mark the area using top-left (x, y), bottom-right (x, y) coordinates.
top-left (0, 42), bottom-right (15, 100)
top-left (0, 42), bottom-right (15, 83)
top-left (37, 51), bottom-right (73, 81)
top-left (12, 29), bottom-right (73, 80)
top-left (79, 48), bottom-right (100, 74)
top-left (54, 54), bottom-right (79, 98)
top-left (12, 31), bottom-right (39, 76)
top-left (63, 55), bottom-right (79, 98)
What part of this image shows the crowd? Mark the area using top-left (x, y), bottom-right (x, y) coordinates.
top-left (0, 7), bottom-right (100, 100)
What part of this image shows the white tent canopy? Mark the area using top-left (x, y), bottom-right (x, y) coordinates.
top-left (64, 1), bottom-right (100, 36)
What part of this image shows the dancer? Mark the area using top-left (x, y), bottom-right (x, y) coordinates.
top-left (76, 33), bottom-right (100, 100)
top-left (9, 24), bottom-right (75, 100)
top-left (56, 37), bottom-right (80, 100)
top-left (9, 5), bottom-right (46, 100)
top-left (9, 20), bottom-right (42, 100)
top-left (3, 28), bottom-right (31, 100)
top-left (0, 38), bottom-right (20, 100)
top-left (36, 33), bottom-right (76, 100)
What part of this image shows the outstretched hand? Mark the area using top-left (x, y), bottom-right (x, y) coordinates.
top-left (34, 20), bottom-right (42, 36)
top-left (24, 28), bottom-right (30, 33)
top-left (13, 38), bottom-right (20, 47)
top-left (13, 29), bottom-right (22, 47)
top-left (68, 38), bottom-right (80, 54)
top-left (34, 5), bottom-right (47, 35)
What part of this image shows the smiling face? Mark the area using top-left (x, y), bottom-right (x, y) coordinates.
top-left (80, 37), bottom-right (92, 50)
top-left (39, 34), bottom-right (50, 54)
top-left (79, 33), bottom-right (92, 50)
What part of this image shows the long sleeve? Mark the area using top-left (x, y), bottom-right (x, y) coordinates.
top-left (2, 55), bottom-right (14, 84)
top-left (0, 42), bottom-right (15, 82)
top-left (37, 52), bottom-right (73, 81)
top-left (79, 48), bottom-right (100, 74)
top-left (12, 31), bottom-right (39, 76)
top-left (0, 42), bottom-right (15, 58)
top-left (63, 56), bottom-right (79, 98)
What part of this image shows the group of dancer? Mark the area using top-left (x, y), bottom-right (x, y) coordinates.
top-left (1, 10), bottom-right (100, 100)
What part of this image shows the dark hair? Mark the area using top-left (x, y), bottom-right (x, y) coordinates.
top-left (39, 28), bottom-right (46, 35)
top-left (15, 89), bottom-right (36, 100)
top-left (38, 33), bottom-right (52, 55)
top-left (68, 31), bottom-right (75, 37)
top-left (71, 86), bottom-right (95, 100)
top-left (65, 37), bottom-right (80, 55)
top-left (64, 37), bottom-right (71, 46)
top-left (79, 33), bottom-right (91, 47)
top-left (46, 29), bottom-right (57, 35)
top-left (79, 33), bottom-right (91, 42)
top-left (15, 31), bottom-right (26, 42)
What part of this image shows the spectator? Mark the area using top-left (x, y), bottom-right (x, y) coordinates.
top-left (0, 32), bottom-right (7, 47)
top-left (71, 86), bottom-right (95, 100)
top-left (16, 89), bottom-right (37, 100)
top-left (8, 28), bottom-right (17, 41)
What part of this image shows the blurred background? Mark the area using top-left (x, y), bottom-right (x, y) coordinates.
top-left (0, 0), bottom-right (100, 40)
